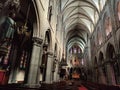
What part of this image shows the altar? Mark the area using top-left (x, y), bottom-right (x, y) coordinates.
top-left (72, 72), bottom-right (80, 80)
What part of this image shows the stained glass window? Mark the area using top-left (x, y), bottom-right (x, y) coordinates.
top-left (0, 45), bottom-right (11, 70)
top-left (105, 17), bottom-right (112, 36)
top-left (20, 51), bottom-right (27, 70)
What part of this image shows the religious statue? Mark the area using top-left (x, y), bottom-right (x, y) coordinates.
top-left (0, 12), bottom-right (16, 47)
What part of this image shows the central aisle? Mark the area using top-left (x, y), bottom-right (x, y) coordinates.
top-left (78, 85), bottom-right (88, 90)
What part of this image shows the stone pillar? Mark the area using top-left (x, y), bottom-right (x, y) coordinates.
top-left (54, 62), bottom-right (59, 81)
top-left (99, 67), bottom-right (106, 84)
top-left (45, 51), bottom-right (53, 83)
top-left (8, 46), bottom-right (18, 83)
top-left (106, 63), bottom-right (116, 85)
top-left (27, 37), bottom-right (43, 85)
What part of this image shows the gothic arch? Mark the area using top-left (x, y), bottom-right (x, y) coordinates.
top-left (40, 29), bottom-right (53, 81)
top-left (98, 51), bottom-right (107, 84)
top-left (106, 43), bottom-right (115, 59)
top-left (32, 0), bottom-right (41, 37)
top-left (106, 43), bottom-right (117, 84)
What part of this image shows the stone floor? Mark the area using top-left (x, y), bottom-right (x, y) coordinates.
top-left (0, 80), bottom-right (120, 90)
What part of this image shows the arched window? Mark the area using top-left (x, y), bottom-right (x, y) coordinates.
top-left (97, 28), bottom-right (103, 45)
top-left (19, 51), bottom-right (27, 70)
top-left (105, 17), bottom-right (112, 36)
top-left (74, 48), bottom-right (77, 54)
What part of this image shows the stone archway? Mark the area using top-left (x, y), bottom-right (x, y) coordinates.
top-left (40, 29), bottom-right (53, 83)
top-left (106, 43), bottom-right (116, 85)
top-left (98, 52), bottom-right (107, 84)
top-left (41, 30), bottom-right (51, 81)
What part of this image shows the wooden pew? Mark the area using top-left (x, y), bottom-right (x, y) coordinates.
top-left (81, 81), bottom-right (120, 90)
top-left (53, 81), bottom-right (66, 90)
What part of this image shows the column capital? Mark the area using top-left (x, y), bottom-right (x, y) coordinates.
top-left (47, 51), bottom-right (53, 56)
top-left (32, 37), bottom-right (43, 46)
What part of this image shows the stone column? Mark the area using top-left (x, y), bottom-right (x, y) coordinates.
top-left (27, 37), bottom-right (43, 85)
top-left (54, 62), bottom-right (59, 81)
top-left (8, 46), bottom-right (18, 83)
top-left (45, 51), bottom-right (53, 83)
top-left (106, 63), bottom-right (116, 85)
top-left (99, 67), bottom-right (106, 84)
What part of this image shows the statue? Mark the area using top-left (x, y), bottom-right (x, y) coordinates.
top-left (0, 12), bottom-right (16, 47)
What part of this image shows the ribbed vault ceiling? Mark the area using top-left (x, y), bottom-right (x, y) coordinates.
top-left (60, 0), bottom-right (107, 53)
